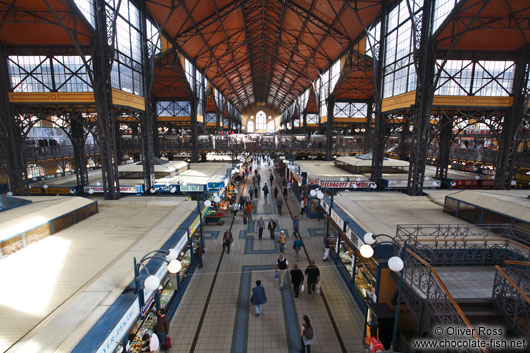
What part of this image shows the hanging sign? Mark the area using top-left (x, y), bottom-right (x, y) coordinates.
top-left (307, 178), bottom-right (320, 185)
top-left (321, 199), bottom-right (331, 214)
top-left (180, 185), bottom-right (204, 192)
top-left (84, 185), bottom-right (143, 194)
top-left (320, 181), bottom-right (376, 189)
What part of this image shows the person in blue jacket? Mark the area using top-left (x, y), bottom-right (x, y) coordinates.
top-left (250, 280), bottom-right (267, 316)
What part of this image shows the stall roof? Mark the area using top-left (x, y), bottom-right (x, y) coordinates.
top-left (336, 155), bottom-right (410, 168)
top-left (119, 159), bottom-right (188, 173)
top-left (297, 160), bottom-right (364, 180)
top-left (157, 162), bottom-right (231, 186)
top-left (447, 190), bottom-right (530, 223)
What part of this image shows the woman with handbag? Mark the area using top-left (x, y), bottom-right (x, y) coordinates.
top-left (299, 315), bottom-right (313, 353)
top-left (250, 280), bottom-right (267, 316)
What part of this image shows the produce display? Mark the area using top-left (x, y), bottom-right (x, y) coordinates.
top-left (180, 249), bottom-right (192, 281)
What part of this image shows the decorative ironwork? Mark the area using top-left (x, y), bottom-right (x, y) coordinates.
top-left (492, 265), bottom-right (530, 340)
top-left (396, 224), bottom-right (530, 266)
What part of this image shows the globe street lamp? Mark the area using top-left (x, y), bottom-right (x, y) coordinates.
top-left (360, 232), bottom-right (406, 351)
top-left (134, 249), bottom-right (182, 309)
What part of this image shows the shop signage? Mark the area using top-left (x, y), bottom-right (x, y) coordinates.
top-left (43, 187), bottom-right (76, 195)
top-left (330, 209), bottom-right (344, 230)
top-left (95, 297), bottom-right (140, 353)
top-left (84, 185), bottom-right (142, 194)
top-left (307, 178), bottom-right (320, 185)
top-left (153, 184), bottom-right (177, 192)
top-left (452, 179), bottom-right (479, 188)
top-left (30, 187), bottom-right (42, 194)
top-left (386, 179), bottom-right (408, 189)
top-left (189, 215), bottom-right (200, 235)
top-left (180, 185), bottom-right (204, 192)
top-left (320, 181), bottom-right (376, 189)
top-left (207, 182), bottom-right (225, 190)
top-left (321, 199), bottom-right (330, 214)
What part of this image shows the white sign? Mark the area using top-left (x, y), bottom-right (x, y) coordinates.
top-left (320, 181), bottom-right (376, 189)
top-left (180, 185), bottom-right (204, 192)
top-left (386, 179), bottom-right (408, 188)
top-left (321, 199), bottom-right (331, 214)
top-left (175, 232), bottom-right (188, 254)
top-left (96, 297), bottom-right (140, 353)
top-left (84, 186), bottom-right (140, 194)
top-left (330, 209), bottom-right (344, 230)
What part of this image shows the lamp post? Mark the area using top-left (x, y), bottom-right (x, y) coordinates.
top-left (360, 232), bottom-right (406, 351)
top-left (134, 249), bottom-right (182, 310)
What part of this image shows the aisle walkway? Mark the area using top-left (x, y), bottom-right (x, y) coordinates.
top-left (168, 158), bottom-right (365, 353)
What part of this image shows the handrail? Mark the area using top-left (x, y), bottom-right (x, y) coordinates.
top-left (406, 248), bottom-right (488, 353)
top-left (505, 260), bottom-right (530, 267)
top-left (494, 265), bottom-right (530, 305)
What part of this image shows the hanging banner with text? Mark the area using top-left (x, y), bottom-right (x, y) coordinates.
top-left (319, 181), bottom-right (376, 189)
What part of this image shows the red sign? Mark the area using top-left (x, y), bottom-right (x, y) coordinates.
top-left (452, 180), bottom-right (479, 189)
top-left (307, 178), bottom-right (320, 185)
top-left (320, 181), bottom-right (376, 189)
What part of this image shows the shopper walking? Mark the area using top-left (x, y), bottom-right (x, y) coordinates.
top-left (293, 235), bottom-right (303, 261)
top-left (276, 253), bottom-right (289, 289)
top-left (305, 261), bottom-right (320, 296)
top-left (268, 218), bottom-right (277, 239)
top-left (322, 235), bottom-right (331, 261)
top-left (290, 264), bottom-right (304, 298)
top-left (249, 187), bottom-right (254, 200)
top-left (262, 183), bottom-right (269, 199)
top-left (232, 203), bottom-right (239, 218)
top-left (300, 199), bottom-right (305, 215)
top-left (195, 243), bottom-right (204, 268)
top-left (223, 229), bottom-right (233, 254)
top-left (299, 315), bottom-right (313, 353)
top-left (293, 216), bottom-right (300, 236)
top-left (257, 217), bottom-right (265, 240)
top-left (274, 186), bottom-right (279, 198)
top-left (250, 280), bottom-right (267, 316)
top-left (246, 202), bottom-right (252, 222)
top-left (270, 173), bottom-right (274, 184)
top-left (276, 198), bottom-right (283, 215)
top-left (277, 231), bottom-right (287, 253)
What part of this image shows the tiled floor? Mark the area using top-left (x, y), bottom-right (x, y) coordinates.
top-left (168, 159), bottom-right (365, 353)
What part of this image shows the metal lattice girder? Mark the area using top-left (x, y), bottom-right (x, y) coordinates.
top-left (70, 112), bottom-right (89, 189)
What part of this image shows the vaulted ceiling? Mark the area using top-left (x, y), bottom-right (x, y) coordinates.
top-left (146, 0), bottom-right (386, 114)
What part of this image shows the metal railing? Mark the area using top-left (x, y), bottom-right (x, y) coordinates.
top-left (395, 224), bottom-right (530, 266)
top-left (492, 261), bottom-right (530, 340)
top-left (398, 247), bottom-right (487, 353)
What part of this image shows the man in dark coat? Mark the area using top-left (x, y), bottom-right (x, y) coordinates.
top-left (250, 280), bottom-right (267, 316)
top-left (290, 264), bottom-right (304, 298)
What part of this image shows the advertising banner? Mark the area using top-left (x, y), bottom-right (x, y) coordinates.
top-left (320, 181), bottom-right (376, 189)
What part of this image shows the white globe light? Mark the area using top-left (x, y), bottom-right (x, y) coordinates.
top-left (388, 256), bottom-right (404, 272)
top-left (310, 190), bottom-right (317, 197)
top-left (450, 181), bottom-right (456, 187)
top-left (204, 200), bottom-right (212, 208)
top-left (316, 191), bottom-right (324, 199)
top-left (474, 175), bottom-right (480, 180)
top-left (363, 232), bottom-right (376, 245)
top-left (352, 184), bottom-right (358, 189)
top-left (490, 175), bottom-right (495, 180)
top-left (356, 177), bottom-right (361, 182)
top-left (214, 195), bottom-right (221, 203)
top-left (6, 191), bottom-right (13, 196)
top-left (370, 183), bottom-right (377, 189)
top-left (144, 275), bottom-right (160, 291)
top-left (88, 189), bottom-right (94, 195)
top-left (340, 177), bottom-right (345, 182)
top-left (167, 249), bottom-right (178, 261)
top-left (170, 187), bottom-right (177, 193)
top-left (168, 259), bottom-right (182, 274)
top-left (70, 188), bottom-right (76, 194)
top-left (96, 181), bottom-right (101, 187)
top-left (150, 188), bottom-right (156, 193)
top-left (511, 180), bottom-right (517, 186)
top-left (360, 244), bottom-right (374, 258)
top-left (43, 184), bottom-right (49, 189)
